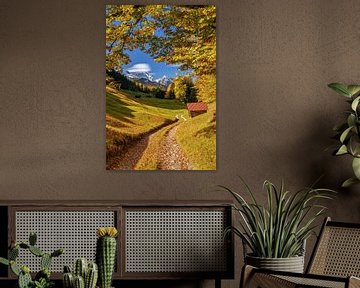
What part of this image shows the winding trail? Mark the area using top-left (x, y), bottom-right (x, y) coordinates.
top-left (157, 125), bottom-right (192, 170)
top-left (110, 120), bottom-right (192, 170)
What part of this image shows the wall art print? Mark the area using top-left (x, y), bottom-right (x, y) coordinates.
top-left (106, 5), bottom-right (216, 170)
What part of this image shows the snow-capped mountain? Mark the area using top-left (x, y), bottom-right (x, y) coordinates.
top-left (124, 70), bottom-right (172, 87)
top-left (124, 70), bottom-right (154, 83)
top-left (155, 75), bottom-right (172, 86)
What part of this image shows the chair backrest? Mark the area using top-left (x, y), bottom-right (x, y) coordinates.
top-left (307, 217), bottom-right (360, 277)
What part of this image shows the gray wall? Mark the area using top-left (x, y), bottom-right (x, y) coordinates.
top-left (1, 0), bottom-right (360, 287)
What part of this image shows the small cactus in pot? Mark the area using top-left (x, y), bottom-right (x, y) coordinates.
top-left (62, 259), bottom-right (98, 288)
top-left (96, 227), bottom-right (118, 288)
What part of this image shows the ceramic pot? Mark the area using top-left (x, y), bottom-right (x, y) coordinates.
top-left (245, 254), bottom-right (304, 273)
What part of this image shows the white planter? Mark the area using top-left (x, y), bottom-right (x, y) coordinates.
top-left (245, 254), bottom-right (305, 273)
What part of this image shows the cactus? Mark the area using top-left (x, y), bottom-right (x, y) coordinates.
top-left (29, 245), bottom-right (44, 257)
top-left (51, 248), bottom-right (64, 257)
top-left (10, 260), bottom-right (20, 276)
top-left (63, 260), bottom-right (98, 288)
top-left (35, 268), bottom-right (50, 281)
top-left (74, 258), bottom-right (88, 279)
top-left (9, 246), bottom-right (19, 260)
top-left (64, 265), bottom-right (72, 273)
top-left (41, 253), bottom-right (52, 270)
top-left (63, 272), bottom-right (74, 288)
top-left (0, 257), bottom-right (9, 266)
top-left (74, 275), bottom-right (85, 288)
top-left (29, 232), bottom-right (37, 246)
top-left (96, 227), bottom-right (118, 288)
top-left (0, 232), bottom-right (63, 288)
top-left (85, 263), bottom-right (98, 288)
top-left (18, 270), bottom-right (32, 288)
top-left (19, 243), bottom-right (29, 249)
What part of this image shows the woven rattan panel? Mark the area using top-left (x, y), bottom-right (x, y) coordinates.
top-left (277, 275), bottom-right (345, 288)
top-left (310, 226), bottom-right (360, 277)
top-left (15, 211), bottom-right (115, 272)
top-left (125, 210), bottom-right (227, 273)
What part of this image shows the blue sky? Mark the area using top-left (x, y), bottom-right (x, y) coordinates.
top-left (123, 49), bottom-right (190, 80)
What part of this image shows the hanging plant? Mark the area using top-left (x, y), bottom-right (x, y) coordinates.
top-left (328, 83), bottom-right (360, 187)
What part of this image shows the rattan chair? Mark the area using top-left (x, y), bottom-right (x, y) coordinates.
top-left (241, 217), bottom-right (360, 288)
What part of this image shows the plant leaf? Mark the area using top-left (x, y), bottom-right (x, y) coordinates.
top-left (352, 157), bottom-right (360, 179)
top-left (0, 257), bottom-right (9, 266)
top-left (336, 145), bottom-right (348, 155)
top-left (352, 96), bottom-right (360, 111)
top-left (347, 114), bottom-right (356, 128)
top-left (328, 83), bottom-right (351, 97)
top-left (222, 179), bottom-right (335, 258)
top-left (340, 126), bottom-right (353, 143)
top-left (347, 85), bottom-right (360, 97)
top-left (342, 177), bottom-right (360, 188)
top-left (349, 136), bottom-right (360, 156)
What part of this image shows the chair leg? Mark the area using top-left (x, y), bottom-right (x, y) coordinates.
top-left (240, 265), bottom-right (296, 288)
top-left (215, 278), bottom-right (221, 288)
top-left (240, 265), bottom-right (255, 288)
top-left (349, 276), bottom-right (360, 288)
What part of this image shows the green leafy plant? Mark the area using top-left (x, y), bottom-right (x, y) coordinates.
top-left (328, 82), bottom-right (360, 187)
top-left (221, 179), bottom-right (334, 258)
top-left (32, 278), bottom-right (54, 288)
top-left (0, 232), bottom-right (63, 288)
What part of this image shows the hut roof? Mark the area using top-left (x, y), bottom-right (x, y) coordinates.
top-left (186, 102), bottom-right (208, 112)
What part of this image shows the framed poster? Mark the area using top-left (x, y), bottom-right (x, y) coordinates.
top-left (106, 5), bottom-right (216, 170)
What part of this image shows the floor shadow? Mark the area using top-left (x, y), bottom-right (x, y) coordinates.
top-left (50, 279), bottom-right (202, 288)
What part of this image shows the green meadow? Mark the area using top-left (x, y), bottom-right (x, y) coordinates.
top-left (106, 87), bottom-right (216, 170)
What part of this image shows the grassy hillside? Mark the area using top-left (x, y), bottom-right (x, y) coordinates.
top-left (106, 87), bottom-right (187, 167)
top-left (176, 103), bottom-right (216, 170)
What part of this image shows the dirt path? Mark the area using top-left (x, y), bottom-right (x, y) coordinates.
top-left (157, 125), bottom-right (192, 170)
top-left (110, 121), bottom-right (191, 170)
top-left (109, 133), bottom-right (152, 170)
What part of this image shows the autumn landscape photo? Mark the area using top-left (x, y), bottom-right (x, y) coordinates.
top-left (106, 5), bottom-right (216, 170)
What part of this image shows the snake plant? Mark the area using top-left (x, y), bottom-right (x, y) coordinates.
top-left (328, 83), bottom-right (360, 187)
top-left (222, 179), bottom-right (334, 258)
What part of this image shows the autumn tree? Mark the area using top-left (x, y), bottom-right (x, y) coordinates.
top-left (106, 5), bottom-right (157, 71)
top-left (106, 5), bottom-right (216, 75)
top-left (145, 5), bottom-right (216, 76)
top-left (165, 83), bottom-right (175, 99)
top-left (173, 76), bottom-right (197, 103)
top-left (106, 5), bottom-right (216, 103)
top-left (195, 74), bottom-right (216, 103)
top-left (153, 87), bottom-right (165, 99)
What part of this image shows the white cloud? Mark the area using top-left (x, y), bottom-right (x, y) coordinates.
top-left (127, 63), bottom-right (151, 73)
top-left (168, 64), bottom-right (182, 68)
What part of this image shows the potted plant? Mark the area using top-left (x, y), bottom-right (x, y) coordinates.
top-left (62, 258), bottom-right (98, 288)
top-left (328, 82), bottom-right (360, 187)
top-left (96, 227), bottom-right (118, 288)
top-left (221, 179), bottom-right (334, 273)
top-left (0, 232), bottom-right (63, 288)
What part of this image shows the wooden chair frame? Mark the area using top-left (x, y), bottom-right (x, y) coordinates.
top-left (241, 217), bottom-right (360, 288)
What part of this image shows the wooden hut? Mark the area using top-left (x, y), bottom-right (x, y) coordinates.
top-left (186, 102), bottom-right (208, 118)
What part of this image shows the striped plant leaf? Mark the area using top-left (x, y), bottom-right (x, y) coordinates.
top-left (221, 179), bottom-right (335, 258)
